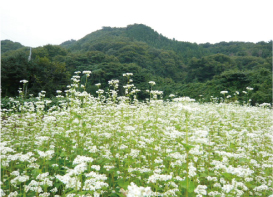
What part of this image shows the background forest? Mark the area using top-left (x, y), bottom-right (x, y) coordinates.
top-left (1, 24), bottom-right (272, 104)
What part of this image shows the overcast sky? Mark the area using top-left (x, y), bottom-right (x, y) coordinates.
top-left (1, 0), bottom-right (272, 48)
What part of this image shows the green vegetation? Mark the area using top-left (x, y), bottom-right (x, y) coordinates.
top-left (1, 24), bottom-right (272, 104)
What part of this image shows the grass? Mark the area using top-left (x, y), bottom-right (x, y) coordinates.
top-left (1, 72), bottom-right (273, 197)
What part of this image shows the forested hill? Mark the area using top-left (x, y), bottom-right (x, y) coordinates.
top-left (1, 24), bottom-right (272, 104)
top-left (1, 40), bottom-right (25, 54)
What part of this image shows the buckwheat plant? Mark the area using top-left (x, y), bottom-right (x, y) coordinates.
top-left (1, 72), bottom-right (273, 196)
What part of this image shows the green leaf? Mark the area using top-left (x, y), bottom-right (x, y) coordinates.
top-left (188, 181), bottom-right (195, 193)
top-left (117, 179), bottom-right (130, 189)
top-left (180, 179), bottom-right (195, 193)
top-left (180, 180), bottom-right (187, 189)
top-left (182, 143), bottom-right (195, 151)
top-left (222, 172), bottom-right (232, 179)
top-left (200, 172), bottom-right (208, 177)
top-left (31, 169), bottom-right (42, 177)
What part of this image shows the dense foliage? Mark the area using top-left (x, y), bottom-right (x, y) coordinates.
top-left (1, 24), bottom-right (272, 104)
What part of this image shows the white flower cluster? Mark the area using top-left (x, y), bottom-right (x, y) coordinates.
top-left (194, 185), bottom-right (207, 196)
top-left (173, 96), bottom-right (195, 102)
top-left (148, 81), bottom-right (156, 86)
top-left (148, 173), bottom-right (172, 183)
top-left (96, 89), bottom-right (104, 95)
top-left (254, 184), bottom-right (269, 192)
top-left (125, 182), bottom-right (152, 197)
top-left (11, 175), bottom-right (29, 186)
top-left (55, 175), bottom-right (81, 190)
top-left (164, 126), bottom-right (184, 139)
top-left (108, 79), bottom-right (119, 89)
top-left (149, 90), bottom-right (163, 100)
top-left (83, 70), bottom-right (92, 77)
top-left (7, 191), bottom-right (18, 197)
top-left (246, 87), bottom-right (253, 91)
top-left (259, 103), bottom-right (271, 107)
top-left (24, 173), bottom-right (53, 193)
top-left (83, 171), bottom-right (108, 191)
top-left (91, 165), bottom-right (100, 171)
top-left (95, 83), bottom-right (101, 87)
top-left (129, 149), bottom-right (140, 158)
top-left (1, 142), bottom-right (16, 154)
top-left (188, 162), bottom-right (197, 178)
top-left (20, 79), bottom-right (28, 84)
top-left (71, 75), bottom-right (80, 83)
top-left (0, 189), bottom-right (5, 197)
top-left (73, 155), bottom-right (94, 165)
top-left (36, 150), bottom-right (54, 160)
top-left (123, 73), bottom-right (133, 77)
top-left (42, 116), bottom-right (56, 123)
top-left (220, 91), bottom-right (228, 94)
top-left (225, 165), bottom-right (254, 177)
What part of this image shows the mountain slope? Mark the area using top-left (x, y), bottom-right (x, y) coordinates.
top-left (1, 40), bottom-right (25, 54)
top-left (61, 24), bottom-right (207, 62)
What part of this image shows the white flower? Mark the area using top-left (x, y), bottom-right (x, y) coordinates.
top-left (50, 187), bottom-right (58, 193)
top-left (222, 184), bottom-right (234, 193)
top-left (194, 185), bottom-right (207, 196)
top-left (39, 192), bottom-right (50, 197)
top-left (246, 87), bottom-right (253, 91)
top-left (73, 155), bottom-right (93, 165)
top-left (149, 81), bottom-right (156, 86)
top-left (96, 89), bottom-right (104, 94)
top-left (126, 182), bottom-right (152, 197)
top-left (104, 165), bottom-right (115, 171)
top-left (20, 79), bottom-right (28, 83)
top-left (11, 170), bottom-right (20, 176)
top-left (91, 165), bottom-right (100, 171)
top-left (220, 91), bottom-right (228, 94)
top-left (36, 150), bottom-right (54, 159)
top-left (36, 172), bottom-right (49, 180)
top-left (0, 189), bottom-right (5, 197)
top-left (55, 175), bottom-right (81, 190)
top-left (259, 103), bottom-right (271, 107)
top-left (83, 71), bottom-right (92, 74)
top-left (123, 73), bottom-right (133, 77)
top-left (11, 175), bottom-right (29, 185)
top-left (7, 191), bottom-right (18, 197)
top-left (253, 184), bottom-right (268, 192)
top-left (148, 174), bottom-right (172, 183)
top-left (188, 162), bottom-right (197, 178)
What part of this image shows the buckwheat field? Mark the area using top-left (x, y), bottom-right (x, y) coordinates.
top-left (1, 72), bottom-right (273, 197)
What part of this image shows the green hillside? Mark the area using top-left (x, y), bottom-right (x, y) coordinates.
top-left (1, 24), bottom-right (272, 104)
top-left (1, 40), bottom-right (25, 54)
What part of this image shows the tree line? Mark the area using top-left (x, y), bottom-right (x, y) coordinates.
top-left (1, 24), bottom-right (272, 104)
